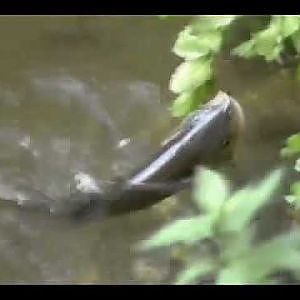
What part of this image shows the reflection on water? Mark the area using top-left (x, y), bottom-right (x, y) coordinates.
top-left (0, 16), bottom-right (298, 283)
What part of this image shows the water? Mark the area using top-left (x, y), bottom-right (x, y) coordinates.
top-left (0, 16), bottom-right (298, 283)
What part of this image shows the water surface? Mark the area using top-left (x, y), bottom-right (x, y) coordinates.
top-left (0, 16), bottom-right (298, 283)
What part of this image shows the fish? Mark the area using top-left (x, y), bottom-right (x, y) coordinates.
top-left (0, 91), bottom-right (244, 223)
top-left (67, 91), bottom-right (245, 222)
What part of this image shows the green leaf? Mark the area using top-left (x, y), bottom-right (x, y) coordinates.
top-left (281, 16), bottom-right (300, 38)
top-left (191, 15), bottom-right (237, 33)
top-left (171, 91), bottom-right (209, 118)
top-left (217, 230), bottom-right (300, 284)
top-left (171, 92), bottom-right (196, 118)
top-left (295, 158), bottom-right (300, 172)
top-left (291, 30), bottom-right (300, 53)
top-left (175, 259), bottom-right (216, 284)
top-left (221, 224), bottom-right (256, 262)
top-left (193, 168), bottom-right (229, 214)
top-left (233, 16), bottom-right (286, 62)
top-left (264, 43), bottom-right (284, 62)
top-left (140, 215), bottom-right (214, 250)
top-left (220, 169), bottom-right (283, 232)
top-left (171, 81), bottom-right (215, 117)
top-left (170, 58), bottom-right (213, 94)
top-left (173, 27), bottom-right (222, 60)
top-left (288, 181), bottom-right (300, 210)
top-left (281, 133), bottom-right (300, 157)
top-left (232, 39), bottom-right (256, 58)
top-left (197, 31), bottom-right (223, 54)
top-left (173, 27), bottom-right (208, 60)
top-left (254, 24), bottom-right (282, 61)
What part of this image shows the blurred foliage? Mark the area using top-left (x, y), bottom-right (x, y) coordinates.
top-left (140, 15), bottom-right (300, 285)
top-left (137, 168), bottom-right (300, 284)
top-left (281, 134), bottom-right (300, 211)
top-left (164, 15), bottom-right (300, 117)
top-left (233, 16), bottom-right (300, 62)
top-left (281, 133), bottom-right (300, 158)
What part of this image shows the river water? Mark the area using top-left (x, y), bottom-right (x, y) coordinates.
top-left (0, 16), bottom-right (299, 283)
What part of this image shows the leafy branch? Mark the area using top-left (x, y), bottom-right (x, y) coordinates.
top-left (141, 15), bottom-right (300, 285)
top-left (136, 168), bottom-right (300, 284)
top-left (166, 15), bottom-right (300, 117)
top-left (233, 16), bottom-right (300, 62)
top-left (169, 16), bottom-right (238, 117)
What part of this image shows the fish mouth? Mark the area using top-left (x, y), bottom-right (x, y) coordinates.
top-left (227, 93), bottom-right (245, 139)
top-left (213, 91), bottom-right (245, 165)
top-left (195, 91), bottom-right (245, 165)
top-left (166, 91), bottom-right (245, 145)
top-left (205, 90), bottom-right (232, 107)
top-left (205, 90), bottom-right (245, 136)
